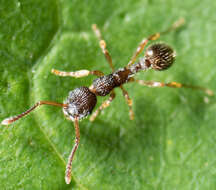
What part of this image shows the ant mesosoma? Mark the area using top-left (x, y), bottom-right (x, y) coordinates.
top-left (1, 18), bottom-right (213, 184)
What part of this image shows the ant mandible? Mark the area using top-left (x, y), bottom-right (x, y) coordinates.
top-left (1, 18), bottom-right (213, 184)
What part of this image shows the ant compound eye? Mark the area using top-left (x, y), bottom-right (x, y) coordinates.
top-left (145, 43), bottom-right (175, 71)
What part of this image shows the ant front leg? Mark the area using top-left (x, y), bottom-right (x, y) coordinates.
top-left (120, 85), bottom-right (134, 120)
top-left (133, 79), bottom-right (214, 96)
top-left (92, 24), bottom-right (114, 72)
top-left (89, 91), bottom-right (116, 122)
top-left (52, 69), bottom-right (104, 78)
top-left (127, 18), bottom-right (185, 68)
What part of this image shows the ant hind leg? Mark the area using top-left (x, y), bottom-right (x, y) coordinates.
top-left (134, 79), bottom-right (214, 96)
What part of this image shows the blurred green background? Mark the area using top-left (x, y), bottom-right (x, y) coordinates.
top-left (0, 0), bottom-right (216, 189)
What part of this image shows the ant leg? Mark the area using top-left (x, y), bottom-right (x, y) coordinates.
top-left (92, 24), bottom-right (114, 72)
top-left (89, 91), bottom-right (116, 121)
top-left (65, 117), bottom-right (80, 184)
top-left (51, 69), bottom-right (104, 78)
top-left (1, 101), bottom-right (67, 125)
top-left (120, 85), bottom-right (134, 120)
top-left (134, 79), bottom-right (214, 96)
top-left (127, 18), bottom-right (185, 68)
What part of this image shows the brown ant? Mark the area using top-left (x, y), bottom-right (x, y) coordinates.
top-left (1, 18), bottom-right (213, 184)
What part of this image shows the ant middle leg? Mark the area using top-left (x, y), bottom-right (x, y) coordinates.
top-left (120, 85), bottom-right (134, 120)
top-left (133, 79), bottom-right (214, 96)
top-left (92, 24), bottom-right (114, 72)
top-left (89, 90), bottom-right (116, 122)
top-left (51, 69), bottom-right (104, 78)
top-left (127, 18), bottom-right (185, 68)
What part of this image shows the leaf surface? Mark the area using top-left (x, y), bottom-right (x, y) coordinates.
top-left (1, 0), bottom-right (216, 189)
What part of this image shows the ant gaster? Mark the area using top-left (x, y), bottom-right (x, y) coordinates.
top-left (1, 18), bottom-right (213, 184)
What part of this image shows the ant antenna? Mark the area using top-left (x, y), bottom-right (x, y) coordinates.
top-left (1, 101), bottom-right (67, 125)
top-left (65, 116), bottom-right (80, 184)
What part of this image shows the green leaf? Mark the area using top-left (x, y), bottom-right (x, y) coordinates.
top-left (1, 0), bottom-right (216, 189)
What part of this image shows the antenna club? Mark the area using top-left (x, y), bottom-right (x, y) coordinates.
top-left (65, 175), bottom-right (71, 184)
top-left (1, 118), bottom-right (13, 125)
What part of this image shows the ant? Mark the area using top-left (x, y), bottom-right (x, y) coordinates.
top-left (1, 18), bottom-right (213, 184)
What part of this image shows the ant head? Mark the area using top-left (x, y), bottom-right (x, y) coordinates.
top-left (63, 87), bottom-right (97, 121)
top-left (145, 43), bottom-right (175, 71)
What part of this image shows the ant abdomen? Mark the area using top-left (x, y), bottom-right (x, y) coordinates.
top-left (145, 43), bottom-right (175, 71)
top-left (63, 87), bottom-right (97, 121)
